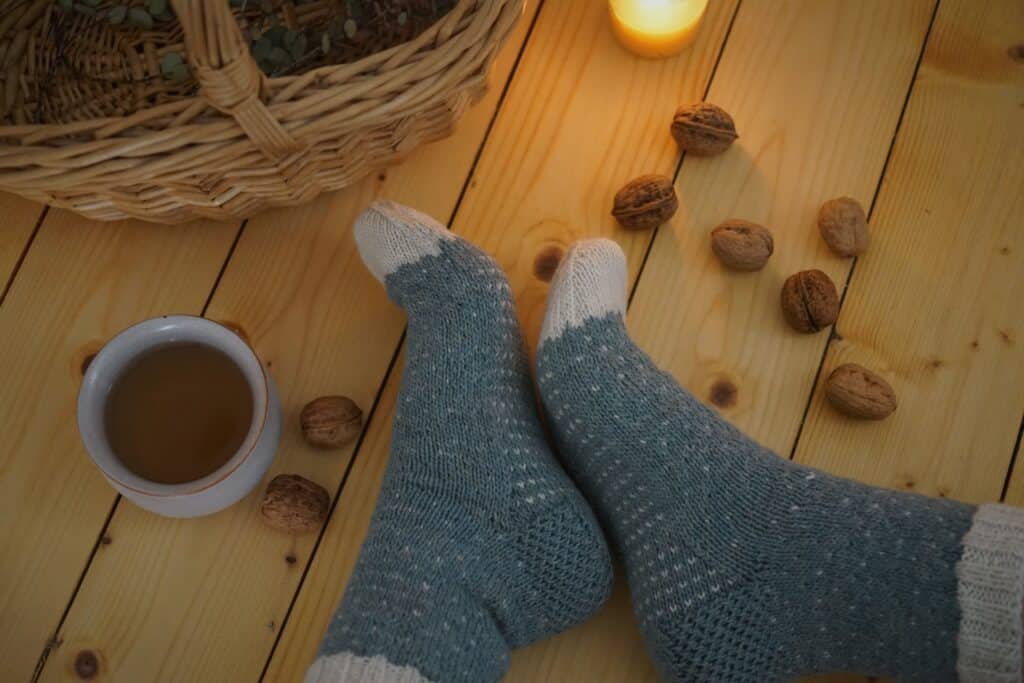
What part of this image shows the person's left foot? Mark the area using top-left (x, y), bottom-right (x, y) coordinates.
top-left (307, 203), bottom-right (613, 683)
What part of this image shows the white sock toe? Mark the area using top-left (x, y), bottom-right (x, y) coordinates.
top-left (354, 200), bottom-right (455, 282)
top-left (305, 652), bottom-right (433, 683)
top-left (540, 238), bottom-right (628, 348)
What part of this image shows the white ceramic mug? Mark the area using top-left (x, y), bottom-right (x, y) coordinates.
top-left (78, 315), bottom-right (281, 518)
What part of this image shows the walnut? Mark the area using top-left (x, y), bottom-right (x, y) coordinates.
top-left (300, 396), bottom-right (362, 449)
top-left (612, 174), bottom-right (678, 231)
top-left (260, 474), bottom-right (330, 534)
top-left (818, 197), bottom-right (869, 257)
top-left (781, 269), bottom-right (839, 333)
top-left (710, 219), bottom-right (773, 271)
top-left (671, 103), bottom-right (738, 155)
top-left (826, 363), bottom-right (897, 420)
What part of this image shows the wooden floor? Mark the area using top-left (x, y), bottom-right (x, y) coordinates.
top-left (1, 1), bottom-right (1022, 681)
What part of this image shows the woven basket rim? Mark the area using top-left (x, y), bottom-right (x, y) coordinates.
top-left (0, 0), bottom-right (490, 141)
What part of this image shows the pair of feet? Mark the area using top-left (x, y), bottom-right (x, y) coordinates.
top-left (308, 202), bottom-right (1023, 683)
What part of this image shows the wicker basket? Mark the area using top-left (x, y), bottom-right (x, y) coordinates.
top-left (0, 0), bottom-right (522, 223)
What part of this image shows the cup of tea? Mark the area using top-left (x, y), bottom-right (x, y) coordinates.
top-left (78, 316), bottom-right (281, 518)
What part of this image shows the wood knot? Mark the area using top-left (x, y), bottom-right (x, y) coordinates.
top-left (533, 245), bottom-right (564, 282)
top-left (100, 535), bottom-right (112, 546)
top-left (1009, 44), bottom-right (1024, 63)
top-left (74, 650), bottom-right (100, 679)
top-left (285, 553), bottom-right (297, 565)
top-left (74, 341), bottom-right (105, 378)
top-left (709, 378), bottom-right (738, 409)
top-left (925, 358), bottom-right (945, 371)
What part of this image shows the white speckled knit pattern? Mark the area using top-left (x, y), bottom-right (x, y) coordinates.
top-left (536, 238), bottom-right (1024, 683)
top-left (309, 203), bottom-right (613, 683)
top-left (306, 653), bottom-right (433, 683)
top-left (957, 503), bottom-right (1024, 682)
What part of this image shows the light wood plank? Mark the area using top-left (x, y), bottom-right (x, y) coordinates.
top-left (592, 1), bottom-right (937, 680)
top-left (0, 212), bottom-right (238, 682)
top-left (629, 0), bottom-right (936, 453)
top-left (794, 0), bottom-right (1024, 504)
top-left (265, 1), bottom-right (739, 680)
top-left (39, 7), bottom-right (540, 682)
top-left (0, 192), bottom-right (44, 296)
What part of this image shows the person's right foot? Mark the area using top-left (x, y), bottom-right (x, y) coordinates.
top-left (536, 238), bottom-right (1024, 683)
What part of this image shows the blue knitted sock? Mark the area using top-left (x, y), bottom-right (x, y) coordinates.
top-left (536, 239), bottom-right (1024, 683)
top-left (306, 203), bottom-right (613, 683)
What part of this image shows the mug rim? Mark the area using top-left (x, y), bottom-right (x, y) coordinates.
top-left (77, 315), bottom-right (270, 498)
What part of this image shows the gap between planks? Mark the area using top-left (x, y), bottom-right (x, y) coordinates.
top-left (783, 0), bottom-right (942, 464)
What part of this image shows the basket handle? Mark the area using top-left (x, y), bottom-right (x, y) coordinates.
top-left (171, 0), bottom-right (301, 160)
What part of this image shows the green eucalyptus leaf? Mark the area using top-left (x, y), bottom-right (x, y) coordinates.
top-left (398, 12), bottom-right (408, 26)
top-left (160, 52), bottom-right (184, 72)
top-left (251, 36), bottom-right (273, 60)
top-left (107, 5), bottom-right (128, 24)
top-left (264, 25), bottom-right (286, 45)
top-left (343, 18), bottom-right (357, 39)
top-left (73, 5), bottom-right (97, 17)
top-left (128, 7), bottom-right (154, 29)
top-left (145, 0), bottom-right (167, 16)
top-left (168, 63), bottom-right (189, 82)
top-left (320, 33), bottom-right (330, 54)
top-left (56, 0), bottom-right (73, 11)
top-left (269, 46), bottom-right (291, 66)
top-left (288, 33), bottom-right (307, 61)
top-left (81, 0), bottom-right (101, 8)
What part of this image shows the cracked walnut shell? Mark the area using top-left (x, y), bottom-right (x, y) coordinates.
top-left (671, 103), bottom-right (738, 156)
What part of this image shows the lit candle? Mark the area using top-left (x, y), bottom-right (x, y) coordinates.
top-left (608, 0), bottom-right (710, 59)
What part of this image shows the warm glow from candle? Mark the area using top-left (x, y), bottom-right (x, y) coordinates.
top-left (608, 0), bottom-right (709, 58)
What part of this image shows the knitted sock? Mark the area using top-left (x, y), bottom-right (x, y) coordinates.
top-left (535, 238), bottom-right (1024, 683)
top-left (306, 203), bottom-right (613, 683)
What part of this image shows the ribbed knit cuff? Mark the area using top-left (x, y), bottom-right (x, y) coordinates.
top-left (305, 652), bottom-right (434, 683)
top-left (957, 503), bottom-right (1024, 683)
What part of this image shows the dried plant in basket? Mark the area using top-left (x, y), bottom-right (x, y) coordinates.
top-left (9, 0), bottom-right (458, 124)
top-left (0, 0), bottom-right (521, 222)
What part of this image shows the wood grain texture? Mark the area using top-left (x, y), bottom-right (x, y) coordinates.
top-left (452, 0), bottom-right (739, 351)
top-left (0, 192), bottom-right (44, 296)
top-left (38, 7), bottom-right (539, 682)
top-left (628, 0), bottom-right (935, 455)
top-left (793, 0), bottom-right (1024, 503)
top-left (0, 212), bottom-right (238, 682)
top-left (264, 1), bottom-right (740, 680)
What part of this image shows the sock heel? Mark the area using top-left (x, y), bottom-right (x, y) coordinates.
top-left (481, 494), bottom-right (614, 648)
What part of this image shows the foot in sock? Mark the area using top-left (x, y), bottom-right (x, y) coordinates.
top-left (536, 239), bottom-right (1024, 683)
top-left (306, 203), bottom-right (614, 683)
